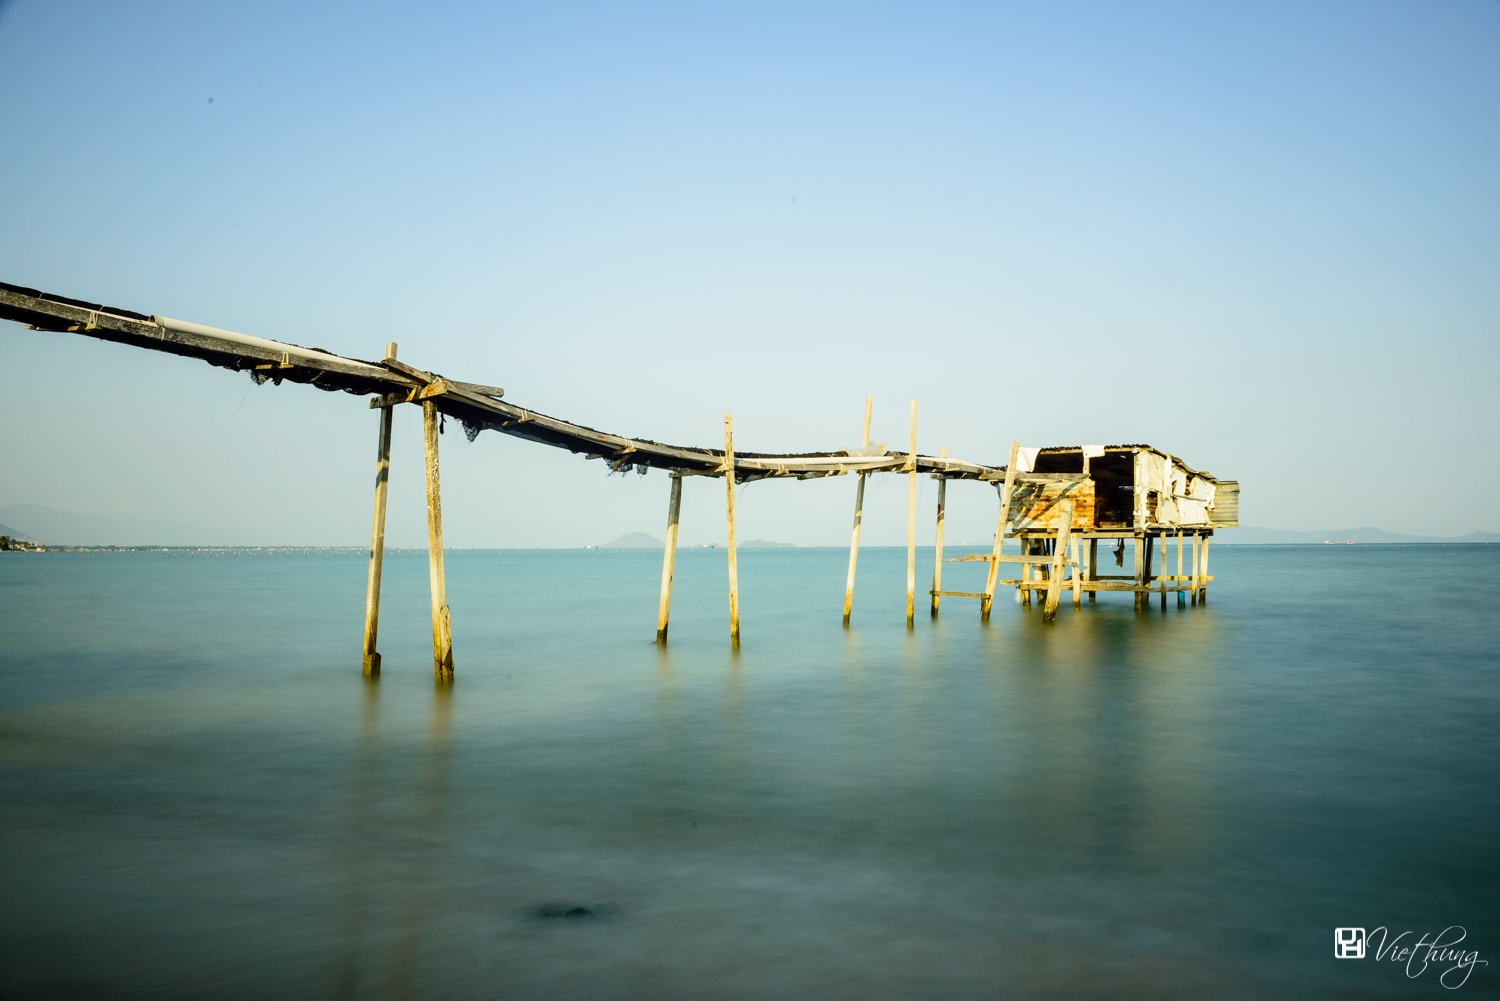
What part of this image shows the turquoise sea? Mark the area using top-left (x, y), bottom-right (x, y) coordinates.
top-left (1, 544), bottom-right (1496, 999)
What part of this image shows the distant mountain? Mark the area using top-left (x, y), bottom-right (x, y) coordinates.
top-left (603, 532), bottom-right (665, 548)
top-left (0, 522), bottom-right (37, 542)
top-left (1221, 526), bottom-right (1500, 545)
top-left (740, 540), bottom-right (795, 548)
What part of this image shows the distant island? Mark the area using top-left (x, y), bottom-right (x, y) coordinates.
top-left (602, 533), bottom-right (665, 548)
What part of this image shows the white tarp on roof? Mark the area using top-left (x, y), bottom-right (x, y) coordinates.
top-left (841, 441), bottom-right (889, 457)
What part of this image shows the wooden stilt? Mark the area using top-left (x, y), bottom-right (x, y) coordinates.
top-left (655, 473), bottom-right (683, 643)
top-left (724, 415), bottom-right (740, 648)
top-left (1133, 450), bottom-right (1146, 611)
top-left (1088, 538), bottom-right (1097, 601)
top-left (1022, 540), bottom-right (1034, 608)
top-left (906, 399), bottom-right (917, 629)
top-left (1133, 534), bottom-right (1147, 611)
top-left (1070, 533), bottom-right (1081, 608)
top-left (1155, 534), bottom-right (1167, 610)
top-left (842, 396), bottom-right (873, 626)
top-left (1191, 533), bottom-right (1200, 606)
top-left (1043, 502), bottom-right (1074, 622)
top-left (422, 400), bottom-right (454, 682)
top-left (362, 342), bottom-right (397, 677)
top-left (1177, 531), bottom-right (1186, 607)
top-left (982, 441), bottom-right (1021, 621)
top-left (1200, 537), bottom-right (1210, 603)
top-left (931, 447), bottom-right (946, 617)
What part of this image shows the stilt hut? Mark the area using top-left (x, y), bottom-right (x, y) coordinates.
top-left (993, 445), bottom-right (1238, 613)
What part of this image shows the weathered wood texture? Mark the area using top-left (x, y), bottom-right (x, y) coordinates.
top-left (1008, 477), bottom-right (1097, 532)
top-left (906, 400), bottom-right (917, 629)
top-left (982, 441), bottom-right (1021, 621)
top-left (655, 474), bottom-right (683, 643)
top-left (724, 415), bottom-right (740, 648)
top-left (1192, 533), bottom-right (1201, 605)
top-left (1088, 538), bottom-right (1097, 602)
top-left (842, 396), bottom-right (873, 625)
top-left (1177, 532), bottom-right (1186, 607)
top-left (931, 447), bottom-right (946, 617)
top-left (1208, 482), bottom-right (1239, 527)
top-left (1043, 502), bottom-right (1075, 622)
top-left (361, 343), bottom-right (398, 677)
top-left (1070, 534), bottom-right (1082, 608)
top-left (422, 401), bottom-right (455, 681)
top-left (1133, 534), bottom-right (1147, 611)
top-left (1200, 538), bottom-right (1210, 602)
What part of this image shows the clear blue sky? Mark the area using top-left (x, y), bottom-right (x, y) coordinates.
top-left (2, 0), bottom-right (1496, 545)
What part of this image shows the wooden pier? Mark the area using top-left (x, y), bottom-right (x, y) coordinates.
top-left (1, 281), bottom-right (1239, 676)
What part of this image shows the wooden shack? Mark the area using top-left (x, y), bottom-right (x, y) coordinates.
top-left (972, 445), bottom-right (1238, 614)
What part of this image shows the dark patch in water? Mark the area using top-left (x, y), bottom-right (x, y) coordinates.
top-left (535, 903), bottom-right (609, 922)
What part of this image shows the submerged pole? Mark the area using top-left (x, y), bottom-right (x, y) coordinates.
top-left (931, 447), bottom-right (946, 616)
top-left (842, 396), bottom-right (873, 625)
top-left (724, 415), bottom-right (740, 648)
top-left (982, 440), bottom-right (1021, 621)
top-left (423, 399), bottom-right (455, 682)
top-left (362, 341), bottom-right (397, 677)
top-left (656, 473), bottom-right (683, 643)
top-left (906, 399), bottom-right (917, 629)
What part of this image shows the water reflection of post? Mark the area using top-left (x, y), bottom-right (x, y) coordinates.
top-left (652, 644), bottom-right (684, 811)
top-left (334, 678), bottom-right (382, 999)
top-left (718, 651), bottom-right (746, 800)
top-left (391, 686), bottom-right (453, 999)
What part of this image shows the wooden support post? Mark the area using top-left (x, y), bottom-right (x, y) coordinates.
top-left (1088, 538), bottom-right (1097, 601)
top-left (1043, 502), bottom-right (1074, 622)
top-left (931, 447), bottom-right (946, 616)
top-left (1157, 534), bottom-right (1168, 610)
top-left (1133, 450), bottom-right (1146, 611)
top-left (1177, 531), bottom-right (1186, 607)
top-left (1191, 533), bottom-right (1200, 606)
top-left (655, 474), bottom-right (683, 643)
top-left (1070, 533), bottom-right (1081, 608)
top-left (1021, 548), bottom-right (1031, 607)
top-left (982, 440), bottom-right (1021, 621)
top-left (842, 396), bottom-right (873, 625)
top-left (1200, 536), bottom-right (1210, 603)
top-left (362, 341), bottom-right (398, 677)
top-left (422, 399), bottom-right (454, 682)
top-left (906, 399), bottom-right (917, 629)
top-left (1133, 534), bottom-right (1147, 611)
top-left (724, 415), bottom-right (740, 648)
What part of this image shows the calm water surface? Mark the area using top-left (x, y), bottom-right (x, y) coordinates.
top-left (1, 545), bottom-right (1496, 999)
